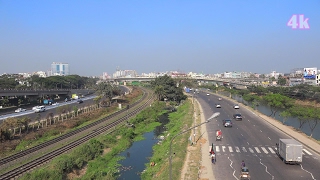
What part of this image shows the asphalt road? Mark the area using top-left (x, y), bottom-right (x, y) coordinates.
top-left (194, 91), bottom-right (320, 180)
top-left (0, 95), bottom-right (96, 123)
top-left (0, 86), bottom-right (130, 123)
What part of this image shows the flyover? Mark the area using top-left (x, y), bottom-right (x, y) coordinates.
top-left (0, 89), bottom-right (95, 97)
top-left (108, 77), bottom-right (268, 87)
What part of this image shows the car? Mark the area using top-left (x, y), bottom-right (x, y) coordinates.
top-left (234, 104), bottom-right (240, 109)
top-left (216, 104), bottom-right (221, 108)
top-left (223, 119), bottom-right (233, 127)
top-left (218, 97), bottom-right (222, 101)
top-left (207, 93), bottom-right (210, 96)
top-left (77, 99), bottom-right (83, 104)
top-left (52, 102), bottom-right (59, 105)
top-left (15, 108), bottom-right (27, 113)
top-left (233, 113), bottom-right (242, 120)
top-left (32, 106), bottom-right (39, 110)
top-left (34, 106), bottom-right (46, 113)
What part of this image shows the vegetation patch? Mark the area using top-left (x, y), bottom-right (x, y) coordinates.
top-left (141, 100), bottom-right (193, 180)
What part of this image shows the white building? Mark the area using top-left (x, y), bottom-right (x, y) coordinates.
top-left (34, 71), bottom-right (47, 78)
top-left (113, 70), bottom-right (137, 78)
top-left (50, 62), bottom-right (69, 76)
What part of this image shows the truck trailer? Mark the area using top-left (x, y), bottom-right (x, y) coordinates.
top-left (276, 139), bottom-right (303, 164)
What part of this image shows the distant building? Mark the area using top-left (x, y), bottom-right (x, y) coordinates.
top-left (113, 69), bottom-right (137, 78)
top-left (34, 71), bottom-right (47, 78)
top-left (102, 72), bottom-right (111, 80)
top-left (50, 62), bottom-right (69, 76)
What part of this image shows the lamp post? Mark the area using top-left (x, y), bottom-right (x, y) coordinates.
top-left (169, 112), bottom-right (220, 180)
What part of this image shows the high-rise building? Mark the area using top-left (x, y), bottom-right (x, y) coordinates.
top-left (50, 62), bottom-right (69, 76)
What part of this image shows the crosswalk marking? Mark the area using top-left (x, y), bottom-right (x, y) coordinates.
top-left (222, 146), bottom-right (226, 152)
top-left (235, 146), bottom-right (240, 153)
top-left (268, 147), bottom-right (275, 154)
top-left (303, 149), bottom-right (312, 155)
top-left (242, 147), bottom-right (247, 152)
top-left (261, 147), bottom-right (268, 154)
top-left (209, 145), bottom-right (313, 157)
top-left (254, 147), bottom-right (261, 153)
top-left (228, 146), bottom-right (233, 153)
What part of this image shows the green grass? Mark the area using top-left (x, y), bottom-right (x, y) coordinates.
top-left (141, 100), bottom-right (193, 180)
top-left (18, 101), bottom-right (168, 180)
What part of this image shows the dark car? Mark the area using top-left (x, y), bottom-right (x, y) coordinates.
top-left (223, 119), bottom-right (232, 127)
top-left (233, 113), bottom-right (242, 120)
top-left (77, 99), bottom-right (83, 104)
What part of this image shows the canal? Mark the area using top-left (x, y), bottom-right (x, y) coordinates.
top-left (117, 113), bottom-right (169, 180)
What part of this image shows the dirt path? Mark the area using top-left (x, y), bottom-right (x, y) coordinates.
top-left (180, 98), bottom-right (215, 180)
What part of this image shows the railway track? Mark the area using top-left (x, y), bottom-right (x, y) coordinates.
top-left (0, 89), bottom-right (154, 179)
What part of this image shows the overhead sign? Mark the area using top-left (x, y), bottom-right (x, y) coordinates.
top-left (303, 67), bottom-right (317, 79)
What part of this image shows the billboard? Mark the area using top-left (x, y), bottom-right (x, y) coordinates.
top-left (303, 67), bottom-right (317, 79)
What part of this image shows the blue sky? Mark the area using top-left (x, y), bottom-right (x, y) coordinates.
top-left (0, 0), bottom-right (319, 76)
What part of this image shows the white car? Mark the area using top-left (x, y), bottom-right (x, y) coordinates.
top-left (52, 102), bottom-right (59, 105)
top-left (34, 106), bottom-right (46, 113)
top-left (216, 104), bottom-right (221, 108)
top-left (207, 93), bottom-right (210, 96)
top-left (32, 106), bottom-right (40, 110)
top-left (234, 105), bottom-right (240, 109)
top-left (15, 108), bottom-right (27, 113)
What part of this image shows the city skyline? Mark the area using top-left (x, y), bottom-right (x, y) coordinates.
top-left (1, 1), bottom-right (319, 76)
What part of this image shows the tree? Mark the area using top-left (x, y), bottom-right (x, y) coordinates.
top-left (277, 77), bottom-right (287, 86)
top-left (20, 116), bottom-right (32, 133)
top-left (286, 106), bottom-right (308, 130)
top-left (96, 82), bottom-right (121, 101)
top-left (151, 75), bottom-right (187, 103)
top-left (154, 85), bottom-right (165, 100)
top-left (263, 93), bottom-right (294, 117)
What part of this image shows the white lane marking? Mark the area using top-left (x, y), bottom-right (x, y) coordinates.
top-left (268, 147), bottom-right (276, 154)
top-left (268, 137), bottom-right (271, 140)
top-left (254, 147), bottom-right (261, 153)
top-left (216, 146), bottom-right (220, 152)
top-left (253, 125), bottom-right (255, 126)
top-left (303, 149), bottom-right (312, 155)
top-left (248, 119), bottom-right (250, 122)
top-left (222, 146), bottom-right (226, 152)
top-left (218, 124), bottom-right (219, 126)
top-left (261, 147), bottom-right (268, 154)
top-left (248, 147), bottom-right (254, 153)
top-left (260, 130), bottom-right (262, 132)
top-left (300, 164), bottom-right (316, 180)
top-left (259, 158), bottom-right (274, 180)
top-left (242, 147), bottom-right (247, 153)
top-left (235, 146), bottom-right (240, 153)
top-left (247, 142), bottom-right (249, 145)
top-left (228, 157), bottom-right (239, 180)
top-left (241, 134), bottom-right (243, 136)
top-left (228, 146), bottom-right (233, 153)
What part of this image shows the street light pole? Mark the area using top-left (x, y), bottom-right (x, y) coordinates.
top-left (169, 112), bottom-right (220, 180)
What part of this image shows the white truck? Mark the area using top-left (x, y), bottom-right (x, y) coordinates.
top-left (276, 139), bottom-right (303, 164)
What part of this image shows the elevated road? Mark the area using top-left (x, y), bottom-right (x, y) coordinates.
top-left (0, 89), bottom-right (95, 97)
top-left (196, 91), bottom-right (320, 180)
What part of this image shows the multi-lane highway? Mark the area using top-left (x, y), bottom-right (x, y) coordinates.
top-left (196, 91), bottom-right (320, 180)
top-left (0, 86), bottom-right (130, 123)
top-left (0, 95), bottom-right (96, 122)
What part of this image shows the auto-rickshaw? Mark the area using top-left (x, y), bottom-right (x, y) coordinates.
top-left (240, 167), bottom-right (250, 180)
